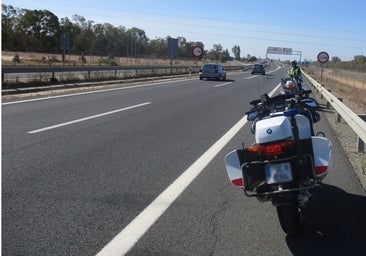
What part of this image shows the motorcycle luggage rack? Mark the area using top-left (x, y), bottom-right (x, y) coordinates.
top-left (241, 153), bottom-right (316, 198)
top-left (243, 183), bottom-right (317, 198)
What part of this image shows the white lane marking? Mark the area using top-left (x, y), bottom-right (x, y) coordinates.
top-left (214, 82), bottom-right (234, 88)
top-left (27, 102), bottom-right (151, 134)
top-left (96, 115), bottom-right (248, 256)
top-left (96, 85), bottom-right (281, 256)
top-left (245, 75), bottom-right (260, 79)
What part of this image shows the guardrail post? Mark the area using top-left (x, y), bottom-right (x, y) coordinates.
top-left (336, 97), bottom-right (343, 122)
top-left (357, 115), bottom-right (366, 152)
top-left (326, 89), bottom-right (331, 109)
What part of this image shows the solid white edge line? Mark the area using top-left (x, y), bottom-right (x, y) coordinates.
top-left (96, 83), bottom-right (282, 256)
top-left (28, 102), bottom-right (151, 134)
top-left (96, 114), bottom-right (248, 256)
top-left (97, 84), bottom-right (281, 256)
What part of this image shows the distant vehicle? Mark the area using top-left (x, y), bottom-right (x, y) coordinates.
top-left (199, 63), bottom-right (226, 80)
top-left (251, 64), bottom-right (266, 75)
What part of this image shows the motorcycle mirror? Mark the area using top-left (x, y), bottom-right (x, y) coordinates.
top-left (284, 108), bottom-right (300, 117)
top-left (246, 109), bottom-right (259, 121)
top-left (303, 99), bottom-right (318, 108)
top-left (250, 99), bottom-right (261, 105)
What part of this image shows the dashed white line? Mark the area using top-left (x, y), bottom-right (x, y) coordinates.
top-left (95, 113), bottom-right (248, 256)
top-left (95, 84), bottom-right (281, 256)
top-left (28, 102), bottom-right (152, 134)
top-left (214, 82), bottom-right (234, 87)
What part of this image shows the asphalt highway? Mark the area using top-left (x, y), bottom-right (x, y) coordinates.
top-left (2, 63), bottom-right (366, 255)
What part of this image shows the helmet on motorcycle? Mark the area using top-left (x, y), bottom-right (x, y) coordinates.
top-left (284, 79), bottom-right (296, 89)
top-left (291, 60), bottom-right (297, 66)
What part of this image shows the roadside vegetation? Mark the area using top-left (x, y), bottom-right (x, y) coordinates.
top-left (304, 59), bottom-right (366, 108)
top-left (2, 3), bottom-right (365, 107)
top-left (2, 4), bottom-right (258, 65)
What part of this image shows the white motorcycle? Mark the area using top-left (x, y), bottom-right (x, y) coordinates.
top-left (224, 91), bottom-right (332, 235)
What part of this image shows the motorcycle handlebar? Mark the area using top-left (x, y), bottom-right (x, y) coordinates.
top-left (250, 89), bottom-right (313, 105)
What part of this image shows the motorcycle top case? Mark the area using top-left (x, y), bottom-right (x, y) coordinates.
top-left (255, 114), bottom-right (311, 144)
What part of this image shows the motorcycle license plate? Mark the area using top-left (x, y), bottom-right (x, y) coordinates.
top-left (265, 163), bottom-right (293, 184)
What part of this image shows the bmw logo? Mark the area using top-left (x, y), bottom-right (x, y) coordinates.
top-left (266, 129), bottom-right (272, 134)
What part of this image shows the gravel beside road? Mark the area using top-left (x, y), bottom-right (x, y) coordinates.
top-left (305, 78), bottom-right (366, 191)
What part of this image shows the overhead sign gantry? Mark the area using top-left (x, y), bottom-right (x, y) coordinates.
top-left (266, 47), bottom-right (302, 62)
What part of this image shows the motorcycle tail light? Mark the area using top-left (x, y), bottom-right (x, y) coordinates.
top-left (248, 140), bottom-right (295, 157)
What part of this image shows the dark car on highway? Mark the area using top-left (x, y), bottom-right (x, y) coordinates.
top-left (199, 63), bottom-right (227, 80)
top-left (251, 63), bottom-right (266, 75)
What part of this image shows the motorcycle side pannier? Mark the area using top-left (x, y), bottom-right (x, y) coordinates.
top-left (311, 136), bottom-right (332, 179)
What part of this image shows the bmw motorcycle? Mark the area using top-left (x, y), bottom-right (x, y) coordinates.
top-left (280, 75), bottom-right (305, 95)
top-left (224, 90), bottom-right (332, 235)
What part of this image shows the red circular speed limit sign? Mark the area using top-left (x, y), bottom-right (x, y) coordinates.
top-left (192, 46), bottom-right (203, 58)
top-left (317, 51), bottom-right (329, 64)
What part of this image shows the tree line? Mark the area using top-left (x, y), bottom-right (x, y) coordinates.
top-left (3, 4), bottom-right (364, 71)
top-left (325, 55), bottom-right (366, 72)
top-left (2, 4), bottom-right (253, 63)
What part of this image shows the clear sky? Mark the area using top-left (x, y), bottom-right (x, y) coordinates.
top-left (2, 0), bottom-right (366, 61)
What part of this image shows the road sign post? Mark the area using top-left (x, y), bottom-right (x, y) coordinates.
top-left (192, 45), bottom-right (203, 70)
top-left (168, 38), bottom-right (178, 74)
top-left (317, 51), bottom-right (329, 85)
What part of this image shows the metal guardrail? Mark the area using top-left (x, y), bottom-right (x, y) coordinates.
top-left (303, 71), bottom-right (366, 152)
top-left (1, 65), bottom-right (201, 83)
top-left (1, 65), bottom-right (246, 83)
top-left (2, 65), bottom-right (196, 73)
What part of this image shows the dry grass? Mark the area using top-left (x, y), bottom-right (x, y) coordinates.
top-left (305, 66), bottom-right (366, 189)
top-left (2, 51), bottom-right (203, 67)
top-left (305, 66), bottom-right (366, 113)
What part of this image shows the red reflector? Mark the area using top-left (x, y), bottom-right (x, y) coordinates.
top-left (247, 145), bottom-right (262, 153)
top-left (232, 178), bottom-right (244, 187)
top-left (315, 166), bottom-right (328, 175)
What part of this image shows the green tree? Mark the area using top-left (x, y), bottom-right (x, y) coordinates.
top-left (232, 45), bottom-right (241, 60)
top-left (2, 4), bottom-right (18, 50)
top-left (220, 49), bottom-right (230, 62)
top-left (206, 44), bottom-right (223, 61)
top-left (332, 56), bottom-right (341, 62)
top-left (126, 27), bottom-right (148, 57)
top-left (149, 37), bottom-right (166, 58)
top-left (18, 9), bottom-right (60, 51)
top-left (70, 15), bottom-right (95, 54)
top-left (353, 55), bottom-right (366, 72)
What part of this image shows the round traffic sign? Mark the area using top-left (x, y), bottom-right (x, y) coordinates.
top-left (192, 46), bottom-right (203, 58)
top-left (317, 51), bottom-right (329, 64)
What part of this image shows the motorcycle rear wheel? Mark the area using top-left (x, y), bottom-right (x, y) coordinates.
top-left (276, 204), bottom-right (303, 236)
